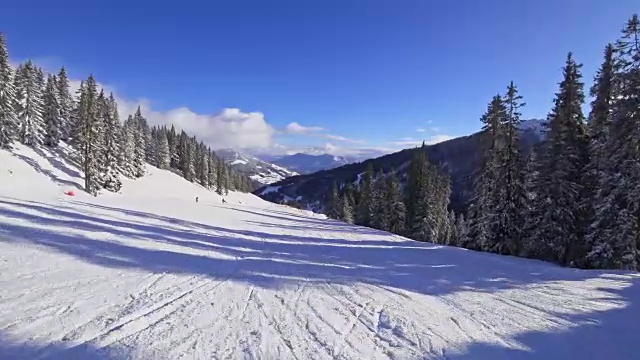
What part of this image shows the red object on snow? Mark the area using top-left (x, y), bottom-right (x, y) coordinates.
top-left (64, 190), bottom-right (76, 196)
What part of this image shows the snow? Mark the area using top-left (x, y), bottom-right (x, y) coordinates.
top-left (259, 185), bottom-right (282, 196)
top-left (230, 159), bottom-right (248, 165)
top-left (1, 144), bottom-right (640, 360)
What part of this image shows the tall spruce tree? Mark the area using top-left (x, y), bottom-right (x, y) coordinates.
top-left (132, 107), bottom-right (147, 178)
top-left (405, 146), bottom-right (432, 241)
top-left (77, 75), bottom-right (102, 195)
top-left (384, 172), bottom-right (406, 235)
top-left (355, 163), bottom-right (374, 226)
top-left (469, 95), bottom-right (505, 251)
top-left (56, 67), bottom-right (73, 141)
top-left (340, 183), bottom-right (355, 224)
top-left (494, 82), bottom-right (528, 255)
top-left (527, 53), bottom-right (589, 266)
top-left (326, 182), bottom-right (342, 220)
top-left (589, 15), bottom-right (640, 270)
top-left (101, 93), bottom-right (122, 192)
top-left (0, 33), bottom-right (17, 148)
top-left (156, 129), bottom-right (170, 169)
top-left (43, 75), bottom-right (62, 147)
top-left (371, 170), bottom-right (387, 230)
top-left (14, 61), bottom-right (44, 146)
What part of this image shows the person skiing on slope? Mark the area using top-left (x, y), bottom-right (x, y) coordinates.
top-left (195, 196), bottom-right (199, 203)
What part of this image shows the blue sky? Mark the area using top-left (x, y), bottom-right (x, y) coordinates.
top-left (1, 0), bottom-right (637, 156)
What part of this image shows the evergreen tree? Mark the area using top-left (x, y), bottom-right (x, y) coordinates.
top-left (120, 114), bottom-right (137, 178)
top-left (216, 158), bottom-right (226, 195)
top-left (199, 144), bottom-right (209, 186)
top-left (132, 107), bottom-right (147, 178)
top-left (588, 15), bottom-right (640, 270)
top-left (77, 75), bottom-right (102, 195)
top-left (156, 129), bottom-right (170, 169)
top-left (340, 183), bottom-right (355, 224)
top-left (371, 170), bottom-right (387, 230)
top-left (207, 151), bottom-right (217, 189)
top-left (56, 67), bottom-right (73, 141)
top-left (495, 82), bottom-right (528, 255)
top-left (384, 172), bottom-right (406, 235)
top-left (356, 163), bottom-right (374, 226)
top-left (455, 213), bottom-right (469, 248)
top-left (405, 146), bottom-right (432, 241)
top-left (101, 93), bottom-right (122, 192)
top-left (14, 60), bottom-right (44, 146)
top-left (469, 95), bottom-right (505, 251)
top-left (0, 33), bottom-right (17, 149)
top-left (326, 182), bottom-right (341, 220)
top-left (43, 75), bottom-right (62, 147)
top-left (527, 53), bottom-right (589, 266)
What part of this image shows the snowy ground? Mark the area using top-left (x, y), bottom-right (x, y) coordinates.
top-left (0, 144), bottom-right (639, 360)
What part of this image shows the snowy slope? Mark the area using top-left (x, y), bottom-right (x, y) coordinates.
top-left (217, 148), bottom-right (299, 185)
top-left (1, 144), bottom-right (639, 360)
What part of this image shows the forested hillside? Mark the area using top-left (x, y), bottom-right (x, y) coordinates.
top-left (0, 36), bottom-right (253, 196)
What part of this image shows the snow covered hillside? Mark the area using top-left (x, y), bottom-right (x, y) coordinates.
top-left (1, 144), bottom-right (639, 360)
top-left (217, 148), bottom-right (299, 185)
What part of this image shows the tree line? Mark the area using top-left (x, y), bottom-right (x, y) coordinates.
top-left (325, 14), bottom-right (640, 272)
top-left (0, 34), bottom-right (253, 196)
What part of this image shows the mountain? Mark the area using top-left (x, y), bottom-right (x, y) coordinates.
top-left (2, 142), bottom-right (638, 359)
top-left (269, 153), bottom-right (358, 174)
top-left (216, 149), bottom-right (298, 186)
top-left (255, 119), bottom-right (546, 213)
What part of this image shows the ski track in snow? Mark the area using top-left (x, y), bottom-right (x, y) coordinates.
top-left (0, 143), bottom-right (639, 359)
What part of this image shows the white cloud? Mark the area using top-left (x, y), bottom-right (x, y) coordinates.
top-left (416, 128), bottom-right (426, 133)
top-left (66, 80), bottom-right (276, 150)
top-left (284, 122), bottom-right (324, 134)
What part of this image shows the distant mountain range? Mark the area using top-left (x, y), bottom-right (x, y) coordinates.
top-left (215, 149), bottom-right (299, 186)
top-left (262, 153), bottom-right (360, 175)
top-left (254, 119), bottom-right (547, 213)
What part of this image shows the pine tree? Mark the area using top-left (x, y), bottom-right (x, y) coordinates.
top-left (384, 172), bottom-right (406, 235)
top-left (77, 75), bottom-right (102, 195)
top-left (56, 67), bottom-right (73, 141)
top-left (216, 158), bottom-right (226, 195)
top-left (14, 60), bottom-right (44, 146)
top-left (356, 163), bottom-right (374, 226)
top-left (43, 74), bottom-right (62, 147)
top-left (588, 15), bottom-right (640, 270)
top-left (199, 144), bottom-right (209, 186)
top-left (495, 82), bottom-right (528, 255)
top-left (371, 170), bottom-right (387, 230)
top-left (120, 114), bottom-right (137, 178)
top-left (156, 129), bottom-right (170, 169)
top-left (340, 183), bottom-right (355, 224)
top-left (527, 53), bottom-right (589, 266)
top-left (326, 182), bottom-right (342, 219)
top-left (132, 107), bottom-right (147, 178)
top-left (455, 213), bottom-right (469, 248)
top-left (469, 95), bottom-right (505, 251)
top-left (405, 146), bottom-right (432, 241)
top-left (207, 151), bottom-right (217, 189)
top-left (0, 33), bottom-right (17, 149)
top-left (101, 93), bottom-right (122, 192)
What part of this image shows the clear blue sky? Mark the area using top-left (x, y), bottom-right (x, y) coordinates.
top-left (1, 0), bottom-right (637, 154)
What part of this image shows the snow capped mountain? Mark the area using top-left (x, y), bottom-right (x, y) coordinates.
top-left (259, 153), bottom-right (360, 174)
top-left (216, 149), bottom-right (298, 185)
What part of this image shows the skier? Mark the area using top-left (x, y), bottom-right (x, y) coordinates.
top-left (195, 196), bottom-right (199, 203)
top-left (222, 198), bottom-right (227, 204)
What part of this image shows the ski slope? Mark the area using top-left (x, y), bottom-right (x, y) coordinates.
top-left (0, 144), bottom-right (639, 360)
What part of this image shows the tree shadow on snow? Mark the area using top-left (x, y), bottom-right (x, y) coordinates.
top-left (1, 197), bottom-right (639, 359)
top-left (11, 150), bottom-right (83, 191)
top-left (445, 278), bottom-right (640, 360)
top-left (0, 332), bottom-right (137, 360)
